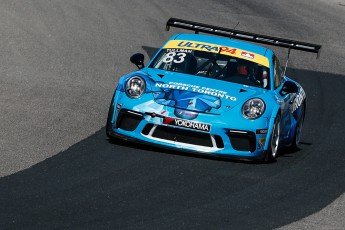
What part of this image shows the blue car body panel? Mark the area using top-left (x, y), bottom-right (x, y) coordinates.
top-left (107, 33), bottom-right (306, 160)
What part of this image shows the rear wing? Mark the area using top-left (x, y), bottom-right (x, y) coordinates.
top-left (166, 18), bottom-right (322, 58)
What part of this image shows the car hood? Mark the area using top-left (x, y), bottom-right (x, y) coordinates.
top-left (144, 68), bottom-right (267, 118)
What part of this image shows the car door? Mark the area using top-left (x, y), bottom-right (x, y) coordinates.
top-left (273, 55), bottom-right (292, 141)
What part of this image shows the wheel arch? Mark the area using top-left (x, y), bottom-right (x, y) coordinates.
top-left (263, 105), bottom-right (281, 150)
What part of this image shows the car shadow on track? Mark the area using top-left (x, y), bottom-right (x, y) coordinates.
top-left (278, 141), bottom-right (312, 159)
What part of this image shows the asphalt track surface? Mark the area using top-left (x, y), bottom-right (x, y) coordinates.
top-left (1, 0), bottom-right (345, 229)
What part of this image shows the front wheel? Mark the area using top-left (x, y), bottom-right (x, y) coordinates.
top-left (265, 114), bottom-right (281, 162)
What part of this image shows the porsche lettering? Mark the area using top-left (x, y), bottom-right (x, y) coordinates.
top-left (292, 88), bottom-right (306, 112)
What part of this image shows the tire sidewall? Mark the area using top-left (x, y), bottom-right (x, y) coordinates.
top-left (266, 114), bottom-right (281, 162)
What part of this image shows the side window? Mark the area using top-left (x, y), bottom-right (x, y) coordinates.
top-left (273, 56), bottom-right (283, 89)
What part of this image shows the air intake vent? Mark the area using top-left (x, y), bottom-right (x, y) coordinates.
top-left (116, 110), bottom-right (143, 131)
top-left (227, 130), bottom-right (256, 152)
top-left (152, 125), bottom-right (213, 147)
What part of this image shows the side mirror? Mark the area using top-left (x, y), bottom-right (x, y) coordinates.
top-left (130, 53), bottom-right (145, 69)
top-left (280, 81), bottom-right (298, 96)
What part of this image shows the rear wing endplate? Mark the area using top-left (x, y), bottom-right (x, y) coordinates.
top-left (166, 18), bottom-right (322, 58)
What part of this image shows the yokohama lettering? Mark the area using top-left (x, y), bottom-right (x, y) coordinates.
top-left (174, 119), bottom-right (210, 132)
top-left (163, 117), bottom-right (211, 132)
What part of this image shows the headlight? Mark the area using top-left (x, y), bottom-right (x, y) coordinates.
top-left (242, 98), bottom-right (266, 119)
top-left (125, 76), bottom-right (146, 98)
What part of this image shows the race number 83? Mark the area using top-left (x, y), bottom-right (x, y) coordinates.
top-left (162, 52), bottom-right (186, 64)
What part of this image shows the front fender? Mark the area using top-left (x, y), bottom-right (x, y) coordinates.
top-left (263, 104), bottom-right (281, 150)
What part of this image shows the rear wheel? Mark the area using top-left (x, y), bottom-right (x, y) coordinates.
top-left (265, 114), bottom-right (281, 162)
top-left (291, 100), bottom-right (306, 150)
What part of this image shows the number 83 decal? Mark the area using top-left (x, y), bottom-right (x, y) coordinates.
top-left (163, 52), bottom-right (186, 64)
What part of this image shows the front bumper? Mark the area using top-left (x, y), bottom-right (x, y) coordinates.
top-left (108, 108), bottom-right (269, 161)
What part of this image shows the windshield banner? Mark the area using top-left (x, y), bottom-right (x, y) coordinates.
top-left (164, 40), bottom-right (270, 67)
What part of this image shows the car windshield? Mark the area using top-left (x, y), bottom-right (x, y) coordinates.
top-left (149, 46), bottom-right (270, 89)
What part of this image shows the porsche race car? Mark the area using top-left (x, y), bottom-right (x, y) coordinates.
top-left (106, 18), bottom-right (321, 162)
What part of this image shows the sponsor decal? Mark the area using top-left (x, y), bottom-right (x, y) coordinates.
top-left (259, 138), bottom-right (266, 149)
top-left (220, 46), bottom-right (237, 54)
top-left (166, 48), bottom-right (192, 53)
top-left (291, 87), bottom-right (306, 113)
top-left (163, 40), bottom-right (270, 67)
top-left (174, 109), bottom-right (198, 119)
top-left (177, 41), bottom-right (221, 52)
top-left (241, 51), bottom-right (255, 59)
top-left (154, 82), bottom-right (237, 101)
top-left (163, 117), bottom-right (211, 132)
top-left (256, 129), bottom-right (268, 134)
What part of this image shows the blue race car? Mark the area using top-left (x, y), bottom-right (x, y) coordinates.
top-left (106, 18), bottom-right (321, 162)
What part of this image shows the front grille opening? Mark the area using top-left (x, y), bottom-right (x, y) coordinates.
top-left (214, 135), bottom-right (224, 148)
top-left (116, 110), bottom-right (142, 131)
top-left (142, 123), bottom-right (154, 135)
top-left (152, 125), bottom-right (213, 147)
top-left (228, 131), bottom-right (256, 152)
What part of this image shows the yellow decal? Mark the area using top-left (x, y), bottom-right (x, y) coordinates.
top-left (259, 138), bottom-right (266, 148)
top-left (164, 40), bottom-right (270, 67)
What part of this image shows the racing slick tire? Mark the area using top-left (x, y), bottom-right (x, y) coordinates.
top-left (265, 114), bottom-right (281, 163)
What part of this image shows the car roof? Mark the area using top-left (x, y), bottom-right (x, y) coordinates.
top-left (171, 33), bottom-right (269, 57)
